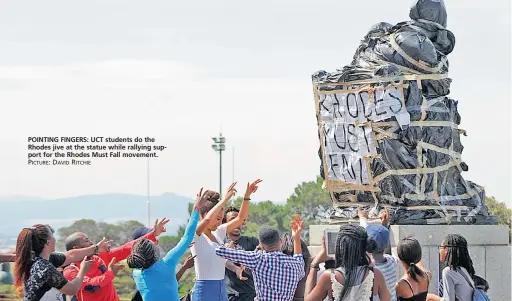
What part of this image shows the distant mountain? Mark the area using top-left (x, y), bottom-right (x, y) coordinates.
top-left (0, 195), bottom-right (45, 202)
top-left (0, 193), bottom-right (193, 240)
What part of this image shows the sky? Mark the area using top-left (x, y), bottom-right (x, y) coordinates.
top-left (0, 0), bottom-right (510, 209)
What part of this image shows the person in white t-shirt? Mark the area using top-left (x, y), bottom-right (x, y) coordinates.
top-left (191, 179), bottom-right (262, 301)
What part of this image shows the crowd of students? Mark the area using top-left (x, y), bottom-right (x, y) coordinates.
top-left (0, 179), bottom-right (491, 301)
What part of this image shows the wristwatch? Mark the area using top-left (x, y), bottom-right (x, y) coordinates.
top-left (310, 265), bottom-right (320, 271)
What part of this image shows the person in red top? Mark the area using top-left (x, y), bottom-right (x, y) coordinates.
top-left (62, 218), bottom-right (169, 301)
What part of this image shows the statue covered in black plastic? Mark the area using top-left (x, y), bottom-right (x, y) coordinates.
top-left (313, 0), bottom-right (495, 225)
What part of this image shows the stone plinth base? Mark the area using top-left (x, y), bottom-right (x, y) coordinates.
top-left (308, 224), bottom-right (511, 300)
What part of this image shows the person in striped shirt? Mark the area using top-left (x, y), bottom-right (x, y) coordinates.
top-left (359, 208), bottom-right (398, 301)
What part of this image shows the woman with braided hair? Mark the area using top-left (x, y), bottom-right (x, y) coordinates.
top-left (14, 224), bottom-right (93, 301)
top-left (304, 224), bottom-right (391, 301)
top-left (127, 188), bottom-right (206, 301)
top-left (427, 234), bottom-right (485, 301)
top-left (396, 237), bottom-right (431, 301)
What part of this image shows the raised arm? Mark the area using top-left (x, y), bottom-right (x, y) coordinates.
top-left (63, 259), bottom-right (115, 290)
top-left (196, 184), bottom-right (237, 236)
top-left (215, 246), bottom-right (261, 269)
top-left (358, 206), bottom-right (369, 229)
top-left (101, 220), bottom-right (163, 264)
top-left (163, 210), bottom-right (200, 265)
top-left (305, 236), bottom-right (330, 298)
top-left (59, 257), bottom-right (92, 296)
top-left (305, 272), bottom-right (331, 301)
top-left (380, 208), bottom-right (392, 255)
top-left (291, 215), bottom-right (303, 255)
top-left (359, 207), bottom-right (392, 255)
top-left (225, 179), bottom-right (262, 233)
top-left (1, 242), bottom-right (109, 266)
top-left (62, 238), bottom-right (111, 267)
top-left (176, 255), bottom-right (196, 281)
top-left (0, 253), bottom-right (15, 263)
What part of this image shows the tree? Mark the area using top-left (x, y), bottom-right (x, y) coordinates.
top-left (224, 177), bottom-right (331, 243)
top-left (228, 197), bottom-right (288, 237)
top-left (285, 176), bottom-right (331, 221)
top-left (284, 176), bottom-right (331, 243)
top-left (158, 235), bottom-right (180, 253)
top-left (485, 196), bottom-right (512, 243)
top-left (486, 197), bottom-right (512, 225)
top-left (57, 219), bottom-right (144, 250)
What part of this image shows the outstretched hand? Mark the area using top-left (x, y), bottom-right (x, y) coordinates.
top-left (153, 218), bottom-right (170, 236)
top-left (223, 182), bottom-right (238, 201)
top-left (182, 255), bottom-right (196, 270)
top-left (96, 237), bottom-right (113, 253)
top-left (80, 256), bottom-right (93, 273)
top-left (312, 236), bottom-right (330, 266)
top-left (379, 207), bottom-right (391, 227)
top-left (108, 257), bottom-right (124, 274)
top-left (244, 179), bottom-right (262, 198)
top-left (236, 265), bottom-right (248, 281)
top-left (290, 215), bottom-right (303, 239)
top-left (357, 206), bottom-right (369, 219)
top-left (193, 188), bottom-right (210, 212)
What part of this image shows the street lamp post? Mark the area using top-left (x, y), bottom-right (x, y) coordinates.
top-left (211, 133), bottom-right (226, 197)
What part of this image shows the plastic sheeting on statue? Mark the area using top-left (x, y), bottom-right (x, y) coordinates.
top-left (312, 0), bottom-right (496, 225)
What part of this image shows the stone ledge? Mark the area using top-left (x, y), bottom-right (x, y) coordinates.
top-left (485, 246), bottom-right (512, 300)
top-left (308, 245), bottom-right (323, 257)
top-left (389, 225), bottom-right (510, 247)
top-left (309, 224), bottom-right (509, 246)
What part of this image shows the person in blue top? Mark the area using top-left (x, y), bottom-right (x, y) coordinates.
top-left (127, 188), bottom-right (208, 301)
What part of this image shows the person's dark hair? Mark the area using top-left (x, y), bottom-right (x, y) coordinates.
top-left (324, 259), bottom-right (337, 270)
top-left (223, 206), bottom-right (240, 223)
top-left (335, 224), bottom-right (371, 301)
top-left (127, 239), bottom-right (158, 270)
top-left (397, 236), bottom-right (426, 282)
top-left (443, 234), bottom-right (475, 276)
top-left (14, 224), bottom-right (54, 296)
top-left (199, 191), bottom-right (221, 215)
top-left (366, 237), bottom-right (382, 254)
top-left (473, 275), bottom-right (489, 292)
top-left (280, 232), bottom-right (311, 271)
top-left (64, 233), bottom-right (83, 251)
top-left (258, 226), bottom-right (280, 247)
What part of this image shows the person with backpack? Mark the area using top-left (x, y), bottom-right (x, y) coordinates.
top-left (426, 234), bottom-right (489, 301)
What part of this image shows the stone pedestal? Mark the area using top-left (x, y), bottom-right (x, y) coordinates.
top-left (308, 224), bottom-right (511, 300)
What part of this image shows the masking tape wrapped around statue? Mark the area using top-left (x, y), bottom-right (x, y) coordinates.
top-left (312, 0), bottom-right (496, 225)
